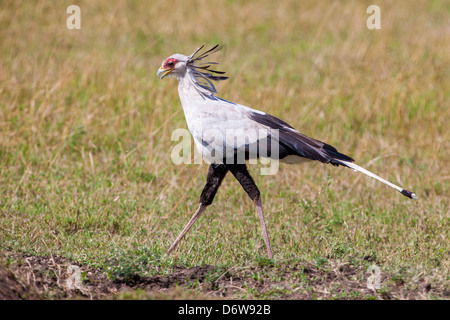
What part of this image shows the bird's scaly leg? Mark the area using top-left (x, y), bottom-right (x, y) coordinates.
top-left (228, 164), bottom-right (273, 259)
top-left (167, 164), bottom-right (228, 256)
top-left (254, 196), bottom-right (273, 259)
top-left (167, 203), bottom-right (207, 255)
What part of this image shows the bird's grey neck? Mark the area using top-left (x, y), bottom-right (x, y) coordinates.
top-left (177, 70), bottom-right (219, 101)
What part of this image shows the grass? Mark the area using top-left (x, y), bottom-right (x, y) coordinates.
top-left (0, 0), bottom-right (449, 299)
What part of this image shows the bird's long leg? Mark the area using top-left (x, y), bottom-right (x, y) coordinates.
top-left (253, 197), bottom-right (272, 258)
top-left (167, 164), bottom-right (228, 256)
top-left (227, 164), bottom-right (273, 259)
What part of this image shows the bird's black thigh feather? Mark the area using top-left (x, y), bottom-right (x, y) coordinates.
top-left (199, 164), bottom-right (229, 206)
top-left (227, 164), bottom-right (260, 202)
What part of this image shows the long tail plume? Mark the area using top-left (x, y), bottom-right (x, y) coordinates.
top-left (338, 160), bottom-right (417, 200)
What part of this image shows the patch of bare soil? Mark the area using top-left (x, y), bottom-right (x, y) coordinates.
top-left (0, 269), bottom-right (43, 300)
top-left (0, 252), bottom-right (220, 299)
top-left (0, 252), bottom-right (447, 300)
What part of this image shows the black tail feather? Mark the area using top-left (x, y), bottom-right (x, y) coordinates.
top-left (323, 143), bottom-right (354, 165)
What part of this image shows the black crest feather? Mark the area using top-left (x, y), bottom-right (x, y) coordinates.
top-left (187, 45), bottom-right (229, 97)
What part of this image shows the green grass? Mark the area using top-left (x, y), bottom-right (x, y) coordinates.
top-left (0, 0), bottom-right (449, 299)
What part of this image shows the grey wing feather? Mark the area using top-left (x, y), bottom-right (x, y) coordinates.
top-left (249, 111), bottom-right (354, 165)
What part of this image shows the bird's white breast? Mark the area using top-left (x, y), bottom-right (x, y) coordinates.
top-left (177, 77), bottom-right (269, 163)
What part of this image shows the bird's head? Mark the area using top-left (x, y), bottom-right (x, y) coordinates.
top-left (157, 45), bottom-right (228, 96)
top-left (157, 54), bottom-right (189, 80)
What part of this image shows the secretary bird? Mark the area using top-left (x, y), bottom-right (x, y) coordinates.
top-left (157, 45), bottom-right (417, 259)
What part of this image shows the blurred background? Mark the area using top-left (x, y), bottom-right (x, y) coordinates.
top-left (0, 0), bottom-right (448, 298)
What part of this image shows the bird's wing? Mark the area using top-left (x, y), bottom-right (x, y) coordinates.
top-left (248, 110), bottom-right (354, 165)
top-left (188, 98), bottom-right (352, 165)
top-left (185, 97), bottom-right (417, 199)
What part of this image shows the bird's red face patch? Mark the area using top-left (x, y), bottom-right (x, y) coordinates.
top-left (163, 58), bottom-right (178, 69)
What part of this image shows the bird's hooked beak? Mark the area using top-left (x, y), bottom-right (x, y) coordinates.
top-left (157, 67), bottom-right (173, 80)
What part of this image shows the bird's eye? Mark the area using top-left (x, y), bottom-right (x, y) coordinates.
top-left (165, 59), bottom-right (177, 68)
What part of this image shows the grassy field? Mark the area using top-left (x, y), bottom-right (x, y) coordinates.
top-left (0, 0), bottom-right (448, 299)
